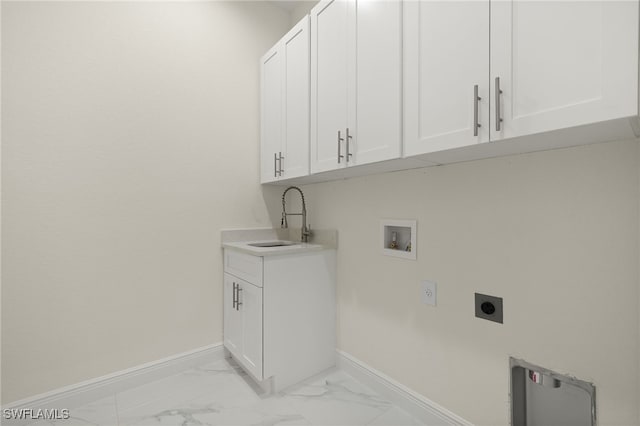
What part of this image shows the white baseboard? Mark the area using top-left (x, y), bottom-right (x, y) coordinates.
top-left (3, 342), bottom-right (225, 423)
top-left (336, 350), bottom-right (474, 426)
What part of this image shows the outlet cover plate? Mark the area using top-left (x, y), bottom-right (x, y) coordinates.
top-left (421, 280), bottom-right (437, 306)
top-left (475, 293), bottom-right (503, 324)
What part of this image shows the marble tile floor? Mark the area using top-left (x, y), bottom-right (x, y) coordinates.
top-left (27, 357), bottom-right (425, 426)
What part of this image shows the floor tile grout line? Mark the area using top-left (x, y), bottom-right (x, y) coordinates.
top-left (114, 392), bottom-right (120, 426)
top-left (364, 404), bottom-right (396, 426)
top-left (113, 364), bottom-right (215, 417)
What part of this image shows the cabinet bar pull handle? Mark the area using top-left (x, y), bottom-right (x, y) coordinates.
top-left (337, 130), bottom-right (344, 163)
top-left (232, 283), bottom-right (237, 309)
top-left (236, 286), bottom-right (243, 310)
top-left (473, 85), bottom-right (481, 137)
top-left (273, 153), bottom-right (278, 178)
top-left (346, 128), bottom-right (353, 162)
top-left (278, 151), bottom-right (284, 175)
top-left (495, 77), bottom-right (503, 131)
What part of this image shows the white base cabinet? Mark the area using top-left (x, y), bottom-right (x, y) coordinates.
top-left (223, 249), bottom-right (336, 392)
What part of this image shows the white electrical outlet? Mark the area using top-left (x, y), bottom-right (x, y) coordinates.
top-left (421, 280), bottom-right (437, 306)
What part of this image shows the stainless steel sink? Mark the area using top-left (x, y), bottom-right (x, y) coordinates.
top-left (247, 241), bottom-right (297, 248)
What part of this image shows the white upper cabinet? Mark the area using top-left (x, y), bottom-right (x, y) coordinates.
top-left (354, 0), bottom-right (402, 165)
top-left (261, 0), bottom-right (639, 184)
top-left (310, 0), bottom-right (402, 174)
top-left (261, 45), bottom-right (282, 183)
top-left (404, 1), bottom-right (490, 156)
top-left (490, 1), bottom-right (639, 141)
top-left (260, 16), bottom-right (310, 183)
top-left (404, 0), bottom-right (639, 159)
top-left (282, 19), bottom-right (311, 180)
top-left (310, 0), bottom-right (350, 173)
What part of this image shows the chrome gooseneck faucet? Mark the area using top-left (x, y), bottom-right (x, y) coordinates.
top-left (281, 186), bottom-right (311, 243)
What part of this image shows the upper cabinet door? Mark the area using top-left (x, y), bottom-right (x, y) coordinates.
top-left (490, 1), bottom-right (639, 141)
top-left (281, 17), bottom-right (311, 180)
top-left (404, 0), bottom-right (490, 157)
top-left (353, 0), bottom-right (402, 165)
top-left (260, 45), bottom-right (283, 183)
top-left (311, 0), bottom-right (350, 173)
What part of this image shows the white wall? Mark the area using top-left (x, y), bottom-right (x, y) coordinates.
top-left (4, 2), bottom-right (639, 423)
top-left (290, 1), bottom-right (318, 26)
top-left (300, 139), bottom-right (640, 426)
top-left (1, 1), bottom-right (289, 404)
top-left (0, 0), bottom-right (4, 409)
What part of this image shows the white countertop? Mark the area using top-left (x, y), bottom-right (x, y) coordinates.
top-left (222, 240), bottom-right (327, 256)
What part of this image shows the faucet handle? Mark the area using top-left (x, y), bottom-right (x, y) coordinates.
top-left (303, 224), bottom-right (312, 239)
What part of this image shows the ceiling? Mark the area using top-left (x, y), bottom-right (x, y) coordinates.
top-left (268, 1), bottom-right (312, 13)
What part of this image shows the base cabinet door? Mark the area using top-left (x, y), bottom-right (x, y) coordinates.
top-left (223, 274), bottom-right (242, 358)
top-left (224, 274), bottom-right (264, 380)
top-left (239, 280), bottom-right (263, 380)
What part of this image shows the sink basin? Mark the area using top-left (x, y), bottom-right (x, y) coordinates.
top-left (248, 241), bottom-right (297, 248)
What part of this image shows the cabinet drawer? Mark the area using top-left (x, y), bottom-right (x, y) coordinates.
top-left (224, 249), bottom-right (263, 287)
